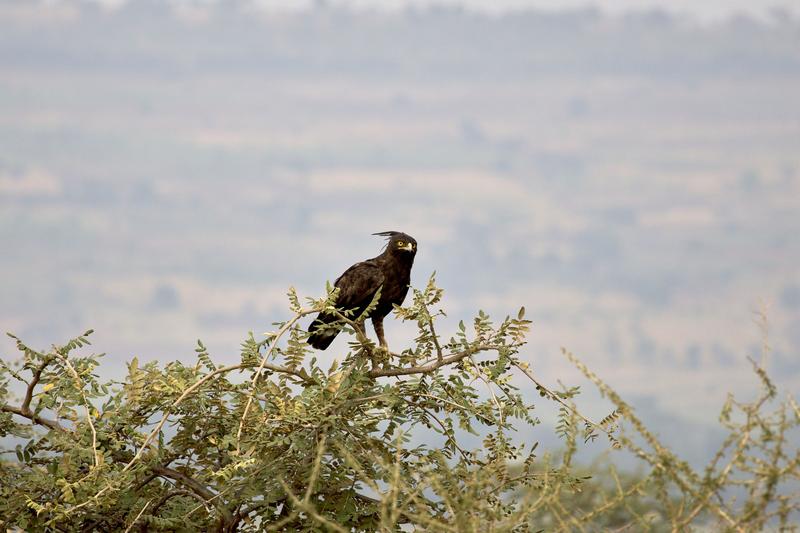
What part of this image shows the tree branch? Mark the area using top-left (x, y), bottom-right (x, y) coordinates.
top-left (120, 454), bottom-right (232, 526)
top-left (21, 356), bottom-right (53, 412)
top-left (151, 465), bottom-right (218, 503)
top-left (1, 403), bottom-right (64, 432)
top-left (368, 344), bottom-right (497, 378)
top-left (151, 488), bottom-right (205, 512)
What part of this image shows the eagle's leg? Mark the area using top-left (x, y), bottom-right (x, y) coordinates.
top-left (354, 320), bottom-right (368, 343)
top-left (372, 316), bottom-right (388, 350)
top-left (371, 316), bottom-right (390, 369)
top-left (351, 320), bottom-right (375, 365)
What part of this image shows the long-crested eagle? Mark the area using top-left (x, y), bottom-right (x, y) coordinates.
top-left (307, 231), bottom-right (417, 351)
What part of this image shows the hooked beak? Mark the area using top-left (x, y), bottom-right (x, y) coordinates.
top-left (402, 243), bottom-right (416, 252)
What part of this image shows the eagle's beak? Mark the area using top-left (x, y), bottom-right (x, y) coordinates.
top-left (403, 243), bottom-right (415, 252)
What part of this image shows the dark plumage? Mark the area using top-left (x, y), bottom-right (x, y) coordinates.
top-left (307, 231), bottom-right (417, 351)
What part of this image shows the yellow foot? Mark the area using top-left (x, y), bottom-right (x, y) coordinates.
top-left (377, 346), bottom-right (392, 369)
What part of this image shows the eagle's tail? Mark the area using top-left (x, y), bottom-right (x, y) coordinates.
top-left (307, 312), bottom-right (342, 350)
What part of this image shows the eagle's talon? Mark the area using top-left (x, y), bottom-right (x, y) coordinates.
top-left (372, 345), bottom-right (391, 369)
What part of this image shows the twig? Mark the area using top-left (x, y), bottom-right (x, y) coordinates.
top-left (278, 481), bottom-right (348, 533)
top-left (55, 349), bottom-right (101, 469)
top-left (468, 355), bottom-right (502, 412)
top-left (413, 393), bottom-right (473, 413)
top-left (677, 429), bottom-right (752, 527)
top-left (513, 360), bottom-right (613, 439)
top-left (236, 307), bottom-right (315, 452)
top-left (122, 500), bottom-right (151, 533)
top-left (422, 302), bottom-right (444, 364)
top-left (302, 436), bottom-right (327, 504)
top-left (417, 407), bottom-right (471, 462)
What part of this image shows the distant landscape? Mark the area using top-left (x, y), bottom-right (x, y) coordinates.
top-left (1, 0), bottom-right (799, 465)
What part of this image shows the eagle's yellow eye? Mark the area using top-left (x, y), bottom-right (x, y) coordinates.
top-left (397, 240), bottom-right (405, 246)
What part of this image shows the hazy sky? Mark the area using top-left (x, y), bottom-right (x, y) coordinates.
top-left (85, 0), bottom-right (800, 22)
top-left (345, 0), bottom-right (799, 21)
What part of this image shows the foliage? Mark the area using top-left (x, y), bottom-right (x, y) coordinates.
top-left (1, 275), bottom-right (798, 532)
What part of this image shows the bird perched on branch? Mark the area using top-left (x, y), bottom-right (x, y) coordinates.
top-left (307, 231), bottom-right (417, 351)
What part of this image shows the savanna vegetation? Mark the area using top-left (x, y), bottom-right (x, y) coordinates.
top-left (1, 276), bottom-right (798, 531)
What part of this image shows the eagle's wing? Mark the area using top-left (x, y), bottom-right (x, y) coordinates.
top-left (307, 260), bottom-right (384, 350)
top-left (333, 260), bottom-right (385, 314)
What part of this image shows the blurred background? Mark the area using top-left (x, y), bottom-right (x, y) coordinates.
top-left (1, 0), bottom-right (798, 465)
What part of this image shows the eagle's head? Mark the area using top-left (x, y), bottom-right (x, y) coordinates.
top-left (374, 231), bottom-right (417, 255)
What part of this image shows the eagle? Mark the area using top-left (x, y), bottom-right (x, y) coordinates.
top-left (307, 231), bottom-right (417, 351)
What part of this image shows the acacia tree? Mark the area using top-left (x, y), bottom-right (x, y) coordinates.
top-left (1, 276), bottom-right (798, 532)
